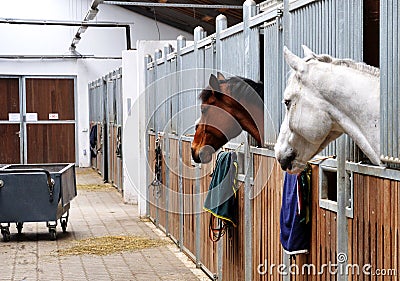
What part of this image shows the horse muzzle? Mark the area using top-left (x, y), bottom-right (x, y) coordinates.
top-left (191, 145), bottom-right (215, 163)
top-left (277, 152), bottom-right (296, 172)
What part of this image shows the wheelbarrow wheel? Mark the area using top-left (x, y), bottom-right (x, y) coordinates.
top-left (16, 223), bottom-right (23, 234)
top-left (61, 220), bottom-right (67, 233)
top-left (1, 228), bottom-right (10, 242)
top-left (49, 229), bottom-right (57, 241)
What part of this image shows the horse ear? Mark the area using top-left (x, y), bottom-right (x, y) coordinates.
top-left (283, 46), bottom-right (308, 74)
top-left (302, 45), bottom-right (315, 58)
top-left (209, 74), bottom-right (220, 91)
top-left (217, 72), bottom-right (226, 81)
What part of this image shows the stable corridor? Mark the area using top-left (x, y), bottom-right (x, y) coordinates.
top-left (0, 168), bottom-right (208, 281)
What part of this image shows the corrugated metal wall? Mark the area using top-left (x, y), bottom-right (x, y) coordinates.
top-left (380, 0), bottom-right (400, 167)
top-left (88, 67), bottom-right (123, 190)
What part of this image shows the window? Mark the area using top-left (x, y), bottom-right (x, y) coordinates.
top-left (319, 165), bottom-right (353, 217)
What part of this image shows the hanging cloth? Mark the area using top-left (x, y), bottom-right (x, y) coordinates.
top-left (280, 165), bottom-right (312, 255)
top-left (89, 124), bottom-right (97, 158)
top-left (203, 151), bottom-right (239, 242)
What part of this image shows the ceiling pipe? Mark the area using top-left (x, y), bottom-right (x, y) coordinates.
top-left (0, 54), bottom-right (122, 60)
top-left (0, 18), bottom-right (132, 51)
top-left (103, 1), bottom-right (242, 9)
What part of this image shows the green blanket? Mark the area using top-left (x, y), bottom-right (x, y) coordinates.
top-left (203, 151), bottom-right (239, 227)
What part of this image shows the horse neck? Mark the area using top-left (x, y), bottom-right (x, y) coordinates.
top-left (318, 68), bottom-right (380, 164)
top-left (237, 98), bottom-right (265, 145)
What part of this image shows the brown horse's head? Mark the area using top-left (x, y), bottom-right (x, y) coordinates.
top-left (191, 72), bottom-right (264, 163)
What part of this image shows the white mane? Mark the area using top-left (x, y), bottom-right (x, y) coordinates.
top-left (311, 54), bottom-right (380, 77)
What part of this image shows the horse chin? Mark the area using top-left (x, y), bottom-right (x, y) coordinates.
top-left (285, 161), bottom-right (307, 174)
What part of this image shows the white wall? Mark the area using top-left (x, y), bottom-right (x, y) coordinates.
top-left (0, 0), bottom-right (193, 167)
top-left (122, 41), bottom-right (180, 212)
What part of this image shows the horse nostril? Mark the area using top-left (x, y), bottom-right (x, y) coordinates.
top-left (278, 153), bottom-right (296, 171)
top-left (191, 147), bottom-right (201, 163)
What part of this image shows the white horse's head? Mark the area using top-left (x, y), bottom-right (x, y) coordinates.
top-left (275, 45), bottom-right (380, 173)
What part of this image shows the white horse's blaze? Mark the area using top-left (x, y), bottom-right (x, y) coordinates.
top-left (275, 46), bottom-right (380, 174)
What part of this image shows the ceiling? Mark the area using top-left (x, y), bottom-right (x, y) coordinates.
top-left (115, 0), bottom-right (265, 35)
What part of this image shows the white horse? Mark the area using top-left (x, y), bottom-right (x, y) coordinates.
top-left (275, 45), bottom-right (380, 174)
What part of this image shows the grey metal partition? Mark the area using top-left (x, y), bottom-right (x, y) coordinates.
top-left (289, 0), bottom-right (364, 162)
top-left (380, 0), bottom-right (400, 167)
top-left (263, 16), bottom-right (283, 147)
top-left (88, 67), bottom-right (123, 188)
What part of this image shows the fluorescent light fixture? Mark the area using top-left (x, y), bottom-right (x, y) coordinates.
top-left (85, 8), bottom-right (98, 21)
top-left (78, 26), bottom-right (88, 33)
top-left (72, 35), bottom-right (81, 45)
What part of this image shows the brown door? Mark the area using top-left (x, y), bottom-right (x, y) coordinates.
top-left (0, 78), bottom-right (21, 164)
top-left (25, 78), bottom-right (75, 164)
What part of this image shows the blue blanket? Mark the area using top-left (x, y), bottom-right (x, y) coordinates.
top-left (280, 167), bottom-right (311, 255)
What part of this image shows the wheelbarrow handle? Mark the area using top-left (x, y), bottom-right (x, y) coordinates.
top-left (0, 169), bottom-right (54, 188)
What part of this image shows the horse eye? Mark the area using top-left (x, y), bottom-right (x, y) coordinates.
top-left (201, 106), bottom-right (208, 114)
top-left (283, 99), bottom-right (291, 109)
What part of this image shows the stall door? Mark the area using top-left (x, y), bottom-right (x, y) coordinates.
top-left (0, 78), bottom-right (21, 164)
top-left (25, 78), bottom-right (75, 163)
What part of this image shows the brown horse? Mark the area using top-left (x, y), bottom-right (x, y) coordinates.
top-left (191, 72), bottom-right (264, 163)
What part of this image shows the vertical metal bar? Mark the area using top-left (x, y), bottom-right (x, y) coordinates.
top-left (163, 44), bottom-right (172, 236)
top-left (102, 75), bottom-right (109, 183)
top-left (215, 15), bottom-right (227, 280)
top-left (282, 2), bottom-right (291, 279)
top-left (243, 1), bottom-right (256, 280)
top-left (380, 0), bottom-right (388, 159)
top-left (195, 166), bottom-right (201, 266)
top-left (337, 1), bottom-right (348, 280)
top-left (154, 49), bottom-right (162, 134)
top-left (154, 49), bottom-right (162, 227)
top-left (215, 14), bottom-right (227, 72)
top-left (21, 76), bottom-right (27, 164)
top-left (144, 55), bottom-right (152, 217)
top-left (164, 136), bottom-right (170, 235)
top-left (337, 135), bottom-right (348, 281)
top-left (194, 26), bottom-right (205, 267)
top-left (217, 239), bottom-right (223, 280)
top-left (177, 35), bottom-right (186, 250)
top-left (394, 1), bottom-right (399, 159)
top-left (387, 0), bottom-right (393, 158)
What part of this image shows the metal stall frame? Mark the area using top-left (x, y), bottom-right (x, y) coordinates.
top-left (141, 0), bottom-right (400, 280)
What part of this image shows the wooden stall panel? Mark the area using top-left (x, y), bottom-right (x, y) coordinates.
top-left (252, 154), bottom-right (284, 281)
top-left (158, 137), bottom-right (167, 229)
top-left (168, 139), bottom-right (180, 240)
top-left (222, 181), bottom-right (245, 281)
top-left (27, 124), bottom-right (75, 163)
top-left (350, 174), bottom-right (399, 281)
top-left (0, 124), bottom-right (21, 163)
top-left (26, 78), bottom-right (74, 121)
top-left (182, 140), bottom-right (196, 256)
top-left (148, 135), bottom-right (157, 220)
top-left (0, 78), bottom-right (21, 164)
top-left (200, 158), bottom-right (218, 275)
top-left (0, 78), bottom-right (19, 121)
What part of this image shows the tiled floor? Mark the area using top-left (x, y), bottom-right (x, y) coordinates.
top-left (0, 168), bottom-right (209, 281)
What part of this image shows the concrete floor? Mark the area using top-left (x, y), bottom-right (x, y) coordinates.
top-left (0, 168), bottom-right (209, 281)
